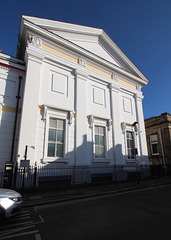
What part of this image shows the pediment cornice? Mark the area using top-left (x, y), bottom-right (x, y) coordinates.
top-left (18, 16), bottom-right (148, 86)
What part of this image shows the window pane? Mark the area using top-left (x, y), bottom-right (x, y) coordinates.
top-left (49, 119), bottom-right (57, 128)
top-left (58, 120), bottom-right (64, 130)
top-left (152, 144), bottom-right (158, 154)
top-left (57, 130), bottom-right (64, 142)
top-left (95, 146), bottom-right (100, 158)
top-left (48, 143), bottom-right (55, 157)
top-left (48, 129), bottom-right (56, 141)
top-left (127, 139), bottom-right (131, 148)
top-left (128, 149), bottom-right (131, 159)
top-left (95, 135), bottom-right (99, 144)
top-left (100, 147), bottom-right (105, 158)
top-left (99, 127), bottom-right (104, 135)
top-left (99, 135), bottom-right (104, 145)
top-left (57, 144), bottom-right (63, 157)
top-left (95, 146), bottom-right (105, 158)
top-left (130, 140), bottom-right (134, 148)
top-left (126, 131), bottom-right (134, 159)
top-left (95, 126), bottom-right (99, 134)
top-left (127, 131), bottom-right (133, 139)
top-left (126, 131), bottom-right (130, 138)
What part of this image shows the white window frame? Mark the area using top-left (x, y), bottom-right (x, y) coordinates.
top-left (47, 118), bottom-right (65, 158)
top-left (92, 118), bottom-right (109, 163)
top-left (43, 108), bottom-right (69, 163)
top-left (94, 125), bottom-right (106, 159)
top-left (126, 130), bottom-right (135, 160)
top-left (150, 134), bottom-right (159, 156)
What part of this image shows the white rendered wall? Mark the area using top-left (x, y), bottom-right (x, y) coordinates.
top-left (0, 61), bottom-right (25, 168)
top-left (16, 42), bottom-right (148, 170)
top-left (17, 49), bottom-right (43, 166)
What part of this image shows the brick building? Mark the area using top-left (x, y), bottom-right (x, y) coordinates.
top-left (145, 113), bottom-right (171, 168)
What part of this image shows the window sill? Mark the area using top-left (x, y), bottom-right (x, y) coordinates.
top-left (42, 158), bottom-right (69, 164)
top-left (126, 160), bottom-right (137, 164)
top-left (93, 159), bottom-right (110, 163)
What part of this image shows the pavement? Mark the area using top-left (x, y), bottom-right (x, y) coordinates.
top-left (22, 175), bottom-right (171, 207)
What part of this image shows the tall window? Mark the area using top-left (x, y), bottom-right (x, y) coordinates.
top-left (48, 118), bottom-right (65, 157)
top-left (150, 134), bottom-right (159, 155)
top-left (95, 126), bottom-right (105, 158)
top-left (126, 131), bottom-right (134, 159)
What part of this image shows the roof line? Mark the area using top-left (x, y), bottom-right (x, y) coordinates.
top-left (23, 17), bottom-right (127, 70)
top-left (22, 17), bottom-right (148, 83)
top-left (0, 62), bottom-right (26, 72)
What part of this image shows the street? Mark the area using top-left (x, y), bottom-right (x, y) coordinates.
top-left (1, 184), bottom-right (171, 240)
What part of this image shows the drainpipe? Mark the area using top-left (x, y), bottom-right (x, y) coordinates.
top-left (10, 76), bottom-right (22, 162)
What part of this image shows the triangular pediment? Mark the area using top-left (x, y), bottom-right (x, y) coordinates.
top-left (20, 16), bottom-right (148, 82)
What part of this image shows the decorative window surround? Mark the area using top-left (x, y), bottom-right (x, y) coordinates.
top-left (42, 107), bottom-right (71, 164)
top-left (126, 131), bottom-right (135, 160)
top-left (40, 104), bottom-right (74, 116)
top-left (92, 118), bottom-right (110, 162)
top-left (47, 118), bottom-right (65, 158)
top-left (95, 125), bottom-right (105, 158)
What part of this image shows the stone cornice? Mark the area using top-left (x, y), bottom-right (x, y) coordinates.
top-left (22, 16), bottom-right (148, 82)
top-left (100, 31), bottom-right (148, 81)
top-left (75, 68), bottom-right (89, 80)
top-left (0, 61), bottom-right (26, 73)
top-left (0, 53), bottom-right (25, 73)
top-left (145, 113), bottom-right (171, 128)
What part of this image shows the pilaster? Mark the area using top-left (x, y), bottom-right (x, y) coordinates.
top-left (75, 68), bottom-right (88, 165)
top-left (110, 81), bottom-right (124, 165)
top-left (134, 93), bottom-right (148, 164)
top-left (17, 49), bottom-right (44, 166)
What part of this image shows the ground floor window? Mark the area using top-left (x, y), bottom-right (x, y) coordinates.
top-left (48, 118), bottom-right (65, 157)
top-left (95, 126), bottom-right (105, 158)
top-left (126, 131), bottom-right (134, 159)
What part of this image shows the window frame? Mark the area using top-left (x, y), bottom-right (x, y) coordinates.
top-left (47, 118), bottom-right (65, 158)
top-left (43, 108), bottom-right (68, 163)
top-left (94, 125), bottom-right (106, 159)
top-left (150, 134), bottom-right (159, 156)
top-left (126, 130), bottom-right (135, 160)
top-left (92, 118), bottom-right (109, 161)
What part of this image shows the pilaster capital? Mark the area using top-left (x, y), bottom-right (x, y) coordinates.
top-left (110, 81), bottom-right (120, 93)
top-left (134, 92), bottom-right (144, 102)
top-left (75, 68), bottom-right (89, 81)
top-left (25, 47), bottom-right (44, 65)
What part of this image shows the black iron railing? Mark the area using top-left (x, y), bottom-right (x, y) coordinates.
top-left (0, 164), bottom-right (170, 190)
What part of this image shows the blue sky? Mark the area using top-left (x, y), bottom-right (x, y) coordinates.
top-left (0, 0), bottom-right (171, 119)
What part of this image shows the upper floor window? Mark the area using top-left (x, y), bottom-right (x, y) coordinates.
top-left (126, 131), bottom-right (135, 159)
top-left (150, 134), bottom-right (159, 155)
top-left (48, 118), bottom-right (65, 157)
top-left (95, 126), bottom-right (105, 158)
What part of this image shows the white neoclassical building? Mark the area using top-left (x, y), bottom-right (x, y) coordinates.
top-left (0, 16), bottom-right (149, 184)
